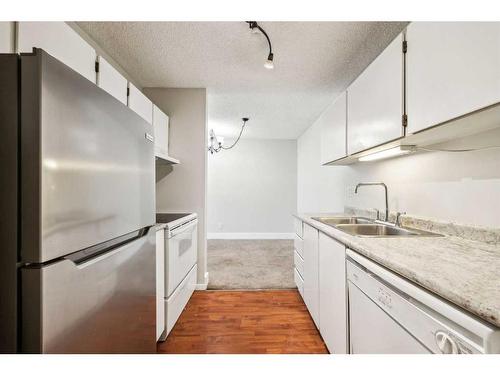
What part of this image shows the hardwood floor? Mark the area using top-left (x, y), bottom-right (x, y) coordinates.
top-left (157, 290), bottom-right (328, 354)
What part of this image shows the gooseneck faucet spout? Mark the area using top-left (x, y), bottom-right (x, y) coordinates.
top-left (355, 182), bottom-right (389, 222)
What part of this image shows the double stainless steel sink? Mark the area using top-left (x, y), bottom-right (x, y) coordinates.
top-left (311, 216), bottom-right (442, 237)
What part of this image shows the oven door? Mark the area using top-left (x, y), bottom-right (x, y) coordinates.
top-left (165, 219), bottom-right (198, 296)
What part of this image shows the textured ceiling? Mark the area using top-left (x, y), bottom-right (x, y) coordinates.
top-left (77, 21), bottom-right (407, 139)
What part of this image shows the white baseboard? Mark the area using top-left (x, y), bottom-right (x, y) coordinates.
top-left (207, 232), bottom-right (295, 240)
top-left (196, 272), bottom-right (209, 290)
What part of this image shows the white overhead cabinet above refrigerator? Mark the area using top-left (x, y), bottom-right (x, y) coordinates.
top-left (96, 56), bottom-right (128, 105)
top-left (17, 22), bottom-right (97, 82)
top-left (128, 82), bottom-right (153, 124)
top-left (405, 22), bottom-right (500, 134)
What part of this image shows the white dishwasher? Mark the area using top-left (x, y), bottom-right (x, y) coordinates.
top-left (346, 249), bottom-right (500, 354)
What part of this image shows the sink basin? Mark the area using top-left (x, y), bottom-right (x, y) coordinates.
top-left (335, 224), bottom-right (441, 237)
top-left (311, 216), bottom-right (442, 237)
top-left (312, 217), bottom-right (373, 226)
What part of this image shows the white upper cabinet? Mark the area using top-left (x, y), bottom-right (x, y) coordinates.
top-left (319, 233), bottom-right (347, 354)
top-left (18, 22), bottom-right (96, 82)
top-left (320, 91), bottom-right (347, 164)
top-left (96, 56), bottom-right (128, 105)
top-left (0, 22), bottom-right (14, 53)
top-left (153, 105), bottom-right (170, 158)
top-left (406, 22), bottom-right (500, 134)
top-left (347, 34), bottom-right (404, 154)
top-left (128, 83), bottom-right (153, 124)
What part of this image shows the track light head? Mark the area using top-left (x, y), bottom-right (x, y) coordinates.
top-left (264, 53), bottom-right (274, 69)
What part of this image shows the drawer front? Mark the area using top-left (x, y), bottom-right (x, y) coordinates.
top-left (163, 264), bottom-right (197, 339)
top-left (294, 218), bottom-right (303, 238)
top-left (294, 250), bottom-right (304, 278)
top-left (294, 267), bottom-right (304, 298)
top-left (294, 235), bottom-right (304, 258)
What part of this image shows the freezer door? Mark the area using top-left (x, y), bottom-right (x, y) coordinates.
top-left (21, 49), bottom-right (155, 263)
top-left (22, 230), bottom-right (156, 354)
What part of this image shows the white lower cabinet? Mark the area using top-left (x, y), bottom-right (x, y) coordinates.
top-left (294, 268), bottom-right (304, 298)
top-left (319, 233), bottom-right (348, 354)
top-left (155, 229), bottom-right (165, 341)
top-left (303, 223), bottom-right (320, 328)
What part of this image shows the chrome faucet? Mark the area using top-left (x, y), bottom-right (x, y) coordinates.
top-left (355, 182), bottom-right (389, 222)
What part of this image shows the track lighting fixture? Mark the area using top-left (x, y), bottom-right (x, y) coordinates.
top-left (208, 118), bottom-right (250, 154)
top-left (246, 21), bottom-right (274, 69)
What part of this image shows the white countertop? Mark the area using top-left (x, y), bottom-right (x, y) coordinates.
top-left (295, 212), bottom-right (500, 327)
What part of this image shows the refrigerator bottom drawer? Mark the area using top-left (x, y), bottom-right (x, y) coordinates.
top-left (160, 264), bottom-right (197, 340)
top-left (22, 232), bottom-right (156, 353)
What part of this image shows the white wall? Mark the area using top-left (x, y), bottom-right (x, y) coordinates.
top-left (208, 138), bottom-right (297, 239)
top-left (298, 120), bottom-right (500, 228)
top-left (144, 88), bottom-right (208, 285)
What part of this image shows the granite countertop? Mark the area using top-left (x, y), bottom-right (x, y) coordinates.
top-left (294, 212), bottom-right (500, 328)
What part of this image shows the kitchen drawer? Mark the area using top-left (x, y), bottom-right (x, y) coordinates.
top-left (294, 250), bottom-right (304, 278)
top-left (294, 267), bottom-right (304, 298)
top-left (162, 264), bottom-right (197, 339)
top-left (294, 235), bottom-right (304, 258)
top-left (294, 218), bottom-right (303, 238)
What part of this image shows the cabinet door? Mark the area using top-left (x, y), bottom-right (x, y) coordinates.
top-left (155, 229), bottom-right (165, 341)
top-left (128, 83), bottom-right (153, 124)
top-left (17, 22), bottom-right (96, 82)
top-left (319, 233), bottom-right (347, 354)
top-left (153, 105), bottom-right (170, 158)
top-left (347, 34), bottom-right (404, 154)
top-left (406, 22), bottom-right (500, 134)
top-left (320, 91), bottom-right (347, 164)
top-left (303, 224), bottom-right (319, 328)
top-left (0, 22), bottom-right (14, 53)
top-left (96, 56), bottom-right (128, 105)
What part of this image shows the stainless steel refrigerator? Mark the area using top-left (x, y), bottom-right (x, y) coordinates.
top-left (0, 49), bottom-right (156, 353)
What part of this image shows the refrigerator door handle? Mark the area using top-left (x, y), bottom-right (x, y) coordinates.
top-left (64, 227), bottom-right (151, 267)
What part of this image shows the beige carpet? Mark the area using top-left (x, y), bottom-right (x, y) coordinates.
top-left (207, 239), bottom-right (295, 290)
